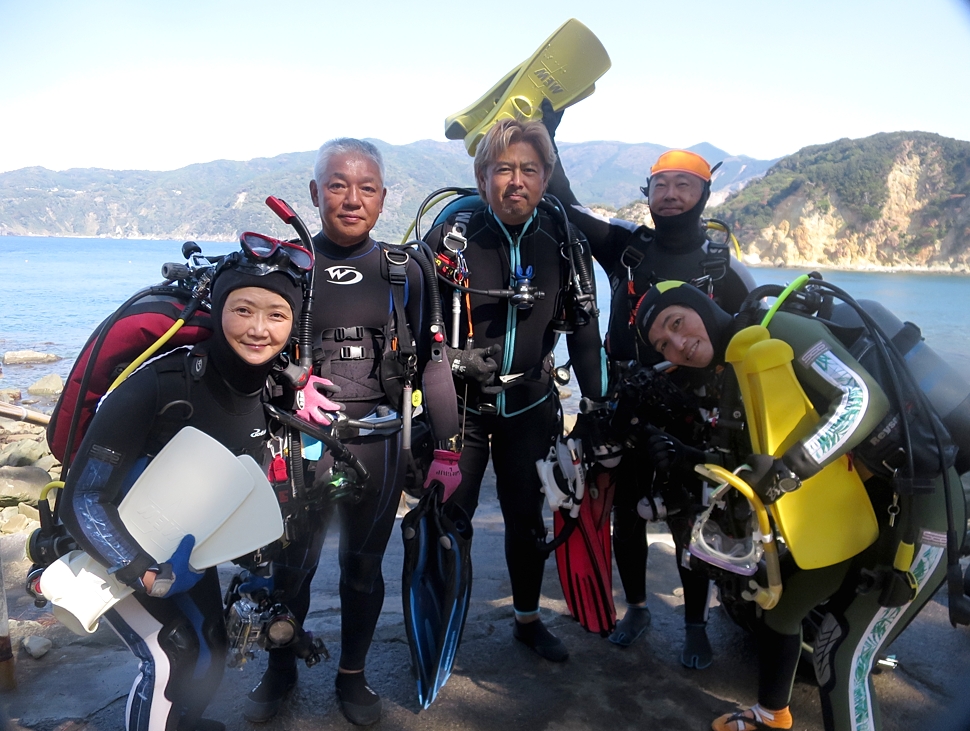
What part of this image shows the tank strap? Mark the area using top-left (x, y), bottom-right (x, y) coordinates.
top-left (891, 321), bottom-right (922, 354)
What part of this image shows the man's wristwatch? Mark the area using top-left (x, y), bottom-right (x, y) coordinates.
top-left (436, 434), bottom-right (462, 452)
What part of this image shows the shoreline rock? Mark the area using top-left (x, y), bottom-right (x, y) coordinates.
top-left (3, 350), bottom-right (61, 365)
top-left (27, 373), bottom-right (63, 396)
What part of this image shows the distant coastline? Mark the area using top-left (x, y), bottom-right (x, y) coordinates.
top-left (745, 261), bottom-right (970, 276)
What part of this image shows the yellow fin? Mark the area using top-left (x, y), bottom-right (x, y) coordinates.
top-left (456, 19), bottom-right (611, 156)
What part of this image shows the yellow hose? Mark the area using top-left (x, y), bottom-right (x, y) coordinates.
top-left (704, 220), bottom-right (743, 259)
top-left (107, 319), bottom-right (186, 393)
top-left (759, 273), bottom-right (811, 329)
top-left (695, 463), bottom-right (783, 610)
top-left (40, 481), bottom-right (64, 501)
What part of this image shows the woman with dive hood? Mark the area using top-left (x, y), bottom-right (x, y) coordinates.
top-left (60, 242), bottom-right (308, 731)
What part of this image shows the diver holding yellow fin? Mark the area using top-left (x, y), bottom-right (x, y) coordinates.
top-left (444, 18), bottom-right (611, 155)
top-left (633, 278), bottom-right (967, 731)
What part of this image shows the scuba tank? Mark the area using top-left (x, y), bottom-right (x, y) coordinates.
top-left (827, 299), bottom-right (970, 475)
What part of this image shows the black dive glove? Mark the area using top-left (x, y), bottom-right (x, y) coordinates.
top-left (539, 99), bottom-right (565, 140)
top-left (574, 398), bottom-right (623, 467)
top-left (645, 426), bottom-right (708, 474)
top-left (739, 454), bottom-right (802, 505)
top-left (446, 344), bottom-right (502, 392)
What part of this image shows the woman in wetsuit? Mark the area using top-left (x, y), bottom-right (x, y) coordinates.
top-left (61, 246), bottom-right (306, 731)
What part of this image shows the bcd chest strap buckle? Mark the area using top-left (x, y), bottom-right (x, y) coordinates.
top-left (339, 346), bottom-right (375, 360)
top-left (323, 326), bottom-right (374, 342)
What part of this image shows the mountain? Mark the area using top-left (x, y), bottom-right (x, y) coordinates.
top-left (557, 141), bottom-right (776, 209)
top-left (0, 140), bottom-right (772, 243)
top-left (714, 132), bottom-right (970, 271)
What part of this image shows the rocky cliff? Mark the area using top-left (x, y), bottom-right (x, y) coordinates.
top-left (714, 132), bottom-right (970, 271)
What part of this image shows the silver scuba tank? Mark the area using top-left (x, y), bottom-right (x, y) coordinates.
top-left (829, 299), bottom-right (970, 474)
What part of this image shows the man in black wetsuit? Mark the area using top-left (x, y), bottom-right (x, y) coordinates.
top-left (542, 104), bottom-right (755, 665)
top-left (61, 248), bottom-right (306, 731)
top-left (245, 138), bottom-right (461, 726)
top-left (424, 119), bottom-right (609, 662)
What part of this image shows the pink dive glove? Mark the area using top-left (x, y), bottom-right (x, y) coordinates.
top-left (295, 376), bottom-right (344, 426)
top-left (424, 449), bottom-right (462, 502)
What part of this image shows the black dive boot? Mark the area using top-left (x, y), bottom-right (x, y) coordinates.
top-left (244, 664), bottom-right (298, 723)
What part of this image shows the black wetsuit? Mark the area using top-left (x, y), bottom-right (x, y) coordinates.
top-left (267, 233), bottom-right (458, 674)
top-left (424, 202), bottom-right (608, 614)
top-left (546, 158), bottom-right (755, 624)
top-left (62, 345), bottom-right (271, 731)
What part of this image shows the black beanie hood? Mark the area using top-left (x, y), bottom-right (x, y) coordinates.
top-left (207, 268), bottom-right (303, 393)
top-left (634, 281), bottom-right (734, 366)
top-left (210, 268), bottom-right (302, 322)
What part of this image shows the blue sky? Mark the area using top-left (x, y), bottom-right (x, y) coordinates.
top-left (1, 0), bottom-right (968, 173)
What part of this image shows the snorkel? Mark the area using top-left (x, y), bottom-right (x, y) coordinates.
top-left (265, 196), bottom-right (315, 389)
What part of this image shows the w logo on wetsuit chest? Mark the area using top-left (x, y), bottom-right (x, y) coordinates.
top-left (325, 266), bottom-right (363, 285)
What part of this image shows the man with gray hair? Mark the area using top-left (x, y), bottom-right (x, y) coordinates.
top-left (424, 118), bottom-right (610, 662)
top-left (243, 138), bottom-right (461, 726)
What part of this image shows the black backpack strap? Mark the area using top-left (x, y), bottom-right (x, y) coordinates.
top-left (383, 244), bottom-right (416, 358)
top-left (143, 349), bottom-right (203, 455)
top-left (693, 240), bottom-right (730, 296)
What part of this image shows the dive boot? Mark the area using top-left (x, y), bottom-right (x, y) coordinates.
top-left (243, 665), bottom-right (297, 723)
top-left (335, 671), bottom-right (382, 726)
top-left (513, 618), bottom-right (568, 662)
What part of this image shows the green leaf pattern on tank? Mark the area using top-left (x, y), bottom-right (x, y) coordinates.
top-left (804, 349), bottom-right (869, 465)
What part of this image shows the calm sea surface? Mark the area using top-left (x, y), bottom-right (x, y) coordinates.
top-left (2, 235), bottom-right (970, 402)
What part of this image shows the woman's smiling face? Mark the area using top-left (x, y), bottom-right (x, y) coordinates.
top-left (221, 286), bottom-right (293, 365)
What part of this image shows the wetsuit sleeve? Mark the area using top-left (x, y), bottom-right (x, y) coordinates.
top-left (545, 133), bottom-right (642, 274)
top-left (411, 252), bottom-right (461, 442)
top-left (565, 238), bottom-right (609, 400)
top-left (60, 366), bottom-right (163, 585)
top-left (770, 312), bottom-right (890, 479)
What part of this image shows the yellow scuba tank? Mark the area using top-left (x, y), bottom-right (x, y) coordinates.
top-left (726, 326), bottom-right (879, 569)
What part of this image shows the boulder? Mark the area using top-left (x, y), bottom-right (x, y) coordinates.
top-left (3, 351), bottom-right (61, 365)
top-left (18, 503), bottom-right (40, 521)
top-left (21, 636), bottom-right (52, 659)
top-left (0, 439), bottom-right (46, 467)
top-left (34, 453), bottom-right (61, 477)
top-left (2, 513), bottom-right (29, 534)
top-left (0, 422), bottom-right (45, 436)
top-left (0, 465), bottom-right (50, 506)
top-left (0, 389), bottom-right (20, 403)
top-left (27, 374), bottom-right (64, 396)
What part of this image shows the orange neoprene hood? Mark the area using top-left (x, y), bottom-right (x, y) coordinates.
top-left (650, 150), bottom-right (712, 182)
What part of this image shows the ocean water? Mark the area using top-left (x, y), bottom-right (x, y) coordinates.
top-left (0, 236), bottom-right (237, 397)
top-left (2, 235), bottom-right (969, 403)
